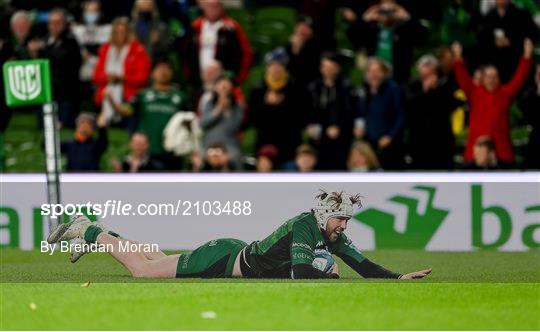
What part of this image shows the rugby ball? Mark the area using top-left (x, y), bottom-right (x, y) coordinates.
top-left (312, 249), bottom-right (335, 274)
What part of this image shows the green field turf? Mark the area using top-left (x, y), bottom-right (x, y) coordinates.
top-left (1, 249), bottom-right (539, 330)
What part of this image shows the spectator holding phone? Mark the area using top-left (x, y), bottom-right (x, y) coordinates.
top-left (478, 0), bottom-right (538, 82)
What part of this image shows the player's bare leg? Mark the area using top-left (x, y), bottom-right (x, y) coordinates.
top-left (70, 225), bottom-right (166, 263)
top-left (125, 239), bottom-right (167, 260)
top-left (95, 232), bottom-right (177, 278)
top-left (48, 215), bottom-right (177, 278)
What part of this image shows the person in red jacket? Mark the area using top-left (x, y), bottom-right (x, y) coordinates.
top-left (93, 17), bottom-right (151, 124)
top-left (452, 39), bottom-right (533, 166)
top-left (188, 0), bottom-right (252, 87)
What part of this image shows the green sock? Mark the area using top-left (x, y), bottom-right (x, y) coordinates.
top-left (84, 225), bottom-right (103, 243)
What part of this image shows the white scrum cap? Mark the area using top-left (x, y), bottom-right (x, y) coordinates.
top-left (312, 190), bottom-right (362, 230)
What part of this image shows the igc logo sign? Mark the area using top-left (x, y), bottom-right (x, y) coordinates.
top-left (2, 59), bottom-right (52, 107)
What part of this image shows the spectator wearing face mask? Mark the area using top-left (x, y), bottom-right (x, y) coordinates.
top-left (72, 0), bottom-right (112, 109)
top-left (131, 0), bottom-right (171, 60)
top-left (452, 39), bottom-right (533, 166)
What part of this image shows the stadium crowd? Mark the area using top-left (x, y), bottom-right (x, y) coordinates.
top-left (0, 0), bottom-right (539, 172)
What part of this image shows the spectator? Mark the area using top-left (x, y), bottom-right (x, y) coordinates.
top-left (112, 132), bottom-right (163, 172)
top-left (93, 17), bottom-right (151, 125)
top-left (202, 143), bottom-right (236, 172)
top-left (347, 141), bottom-right (380, 172)
top-left (478, 0), bottom-right (538, 82)
top-left (452, 39), bottom-right (533, 166)
top-left (357, 57), bottom-right (405, 169)
top-left (518, 64), bottom-right (540, 169)
top-left (198, 60), bottom-right (221, 111)
top-left (131, 0), bottom-right (170, 60)
top-left (435, 46), bottom-right (468, 137)
top-left (441, 0), bottom-right (480, 47)
top-left (406, 54), bottom-right (459, 170)
top-left (306, 52), bottom-right (356, 170)
top-left (294, 144), bottom-right (317, 172)
top-left (197, 60), bottom-right (244, 114)
top-left (9, 10), bottom-right (35, 59)
top-left (283, 16), bottom-right (322, 88)
top-left (256, 145), bottom-right (279, 173)
top-left (27, 8), bottom-right (82, 127)
top-left (200, 59), bottom-right (223, 97)
top-left (188, 0), bottom-right (253, 87)
top-left (297, 0), bottom-right (355, 51)
top-left (72, 0), bottom-right (112, 109)
top-left (354, 0), bottom-right (428, 84)
top-left (61, 112), bottom-right (108, 171)
top-left (200, 75), bottom-right (243, 168)
top-left (249, 48), bottom-right (304, 168)
top-left (462, 136), bottom-right (499, 170)
top-left (109, 59), bottom-right (189, 170)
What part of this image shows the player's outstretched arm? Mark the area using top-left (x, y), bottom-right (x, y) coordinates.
top-left (399, 268), bottom-right (432, 280)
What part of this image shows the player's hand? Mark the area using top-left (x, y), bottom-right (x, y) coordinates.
top-left (523, 38), bottom-right (534, 59)
top-left (399, 268), bottom-right (432, 280)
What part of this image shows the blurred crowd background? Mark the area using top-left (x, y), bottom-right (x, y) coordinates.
top-left (0, 0), bottom-right (539, 173)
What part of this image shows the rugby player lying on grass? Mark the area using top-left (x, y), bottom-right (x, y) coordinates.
top-left (47, 191), bottom-right (431, 279)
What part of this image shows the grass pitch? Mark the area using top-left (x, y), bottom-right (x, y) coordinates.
top-left (1, 249), bottom-right (539, 330)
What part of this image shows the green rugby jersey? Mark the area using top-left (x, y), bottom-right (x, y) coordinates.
top-left (132, 87), bottom-right (189, 155)
top-left (243, 212), bottom-right (366, 278)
